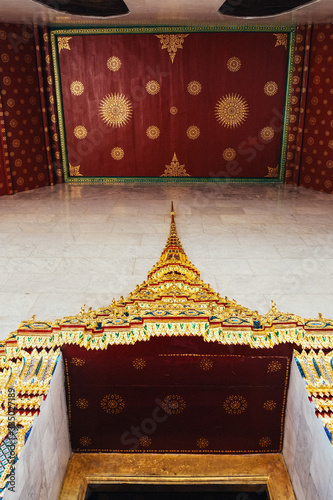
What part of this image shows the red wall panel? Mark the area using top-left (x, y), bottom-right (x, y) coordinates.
top-left (299, 24), bottom-right (333, 193)
top-left (0, 23), bottom-right (51, 194)
top-left (56, 31), bottom-right (289, 181)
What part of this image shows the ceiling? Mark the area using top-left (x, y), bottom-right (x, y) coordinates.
top-left (0, 0), bottom-right (333, 27)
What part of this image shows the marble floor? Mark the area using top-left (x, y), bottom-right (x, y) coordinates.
top-left (1, 181), bottom-right (333, 340)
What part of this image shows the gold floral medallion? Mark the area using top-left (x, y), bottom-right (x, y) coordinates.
top-left (215, 94), bottom-right (249, 128)
top-left (260, 126), bottom-right (274, 141)
top-left (187, 81), bottom-right (202, 95)
top-left (227, 57), bottom-right (241, 72)
top-left (70, 81), bottom-right (84, 96)
top-left (200, 358), bottom-right (213, 371)
top-left (101, 394), bottom-right (125, 414)
top-left (222, 148), bottom-right (236, 161)
top-left (196, 437), bottom-right (209, 449)
top-left (263, 400), bottom-right (276, 411)
top-left (74, 126), bottom-right (87, 139)
top-left (264, 81), bottom-right (278, 96)
top-left (259, 436), bottom-right (272, 448)
top-left (140, 436), bottom-right (152, 447)
top-left (223, 395), bottom-right (247, 415)
top-left (146, 80), bottom-right (160, 95)
top-left (160, 395), bottom-right (186, 415)
top-left (71, 357), bottom-right (85, 367)
top-left (146, 125), bottom-right (160, 139)
top-left (186, 125), bottom-right (200, 140)
top-left (79, 436), bottom-right (91, 447)
top-left (133, 358), bottom-right (146, 369)
top-left (111, 147), bottom-right (124, 160)
top-left (107, 56), bottom-right (121, 72)
top-left (267, 361), bottom-right (281, 373)
top-left (3, 76), bottom-right (11, 86)
top-left (99, 93), bottom-right (133, 128)
top-left (170, 106), bottom-right (178, 115)
top-left (76, 398), bottom-right (89, 409)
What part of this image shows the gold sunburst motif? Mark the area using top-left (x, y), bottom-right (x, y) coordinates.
top-left (259, 436), bottom-right (272, 448)
top-left (187, 81), bottom-right (202, 95)
top-left (76, 398), bottom-right (88, 409)
top-left (69, 163), bottom-right (83, 177)
top-left (146, 80), bottom-right (160, 95)
top-left (70, 81), bottom-right (84, 96)
top-left (155, 34), bottom-right (189, 63)
top-left (58, 36), bottom-right (72, 53)
top-left (265, 166), bottom-right (279, 178)
top-left (71, 357), bottom-right (85, 367)
top-left (107, 56), bottom-right (121, 72)
top-left (140, 436), bottom-right (152, 447)
top-left (200, 358), bottom-right (213, 371)
top-left (227, 57), bottom-right (241, 72)
top-left (196, 437), bottom-right (209, 449)
top-left (215, 94), bottom-right (249, 129)
top-left (160, 395), bottom-right (186, 415)
top-left (79, 436), bottom-right (91, 447)
top-left (74, 126), bottom-right (87, 140)
top-left (146, 125), bottom-right (160, 140)
top-left (267, 361), bottom-right (282, 373)
top-left (223, 148), bottom-right (236, 161)
top-left (161, 153), bottom-right (190, 177)
top-left (133, 358), bottom-right (146, 369)
top-left (111, 147), bottom-right (124, 160)
top-left (223, 395), bottom-right (247, 415)
top-left (99, 93), bottom-right (133, 128)
top-left (264, 81), bottom-right (278, 96)
top-left (260, 127), bottom-right (274, 141)
top-left (274, 33), bottom-right (288, 49)
top-left (263, 400), bottom-right (276, 411)
top-left (101, 394), bottom-right (125, 414)
top-left (170, 106), bottom-right (178, 115)
top-left (186, 125), bottom-right (200, 140)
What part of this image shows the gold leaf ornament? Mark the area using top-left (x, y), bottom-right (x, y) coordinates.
top-left (155, 34), bottom-right (189, 63)
top-left (58, 37), bottom-right (72, 53)
top-left (161, 153), bottom-right (190, 177)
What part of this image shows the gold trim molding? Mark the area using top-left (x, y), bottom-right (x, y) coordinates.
top-left (59, 453), bottom-right (295, 500)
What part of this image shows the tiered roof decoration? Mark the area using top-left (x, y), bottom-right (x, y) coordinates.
top-left (0, 202), bottom-right (333, 489)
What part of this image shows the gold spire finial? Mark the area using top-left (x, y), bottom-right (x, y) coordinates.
top-left (171, 201), bottom-right (175, 223)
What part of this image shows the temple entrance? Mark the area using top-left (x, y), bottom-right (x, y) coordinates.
top-left (85, 483), bottom-right (269, 500)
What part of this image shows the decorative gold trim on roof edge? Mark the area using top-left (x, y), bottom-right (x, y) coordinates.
top-left (1, 203), bottom-right (333, 356)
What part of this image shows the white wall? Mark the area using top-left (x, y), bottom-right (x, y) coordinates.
top-left (3, 353), bottom-right (71, 500)
top-left (283, 357), bottom-right (333, 500)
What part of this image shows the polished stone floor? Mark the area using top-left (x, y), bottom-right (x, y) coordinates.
top-left (1, 181), bottom-right (333, 340)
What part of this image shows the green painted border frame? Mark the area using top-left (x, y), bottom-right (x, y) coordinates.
top-left (50, 25), bottom-right (296, 185)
